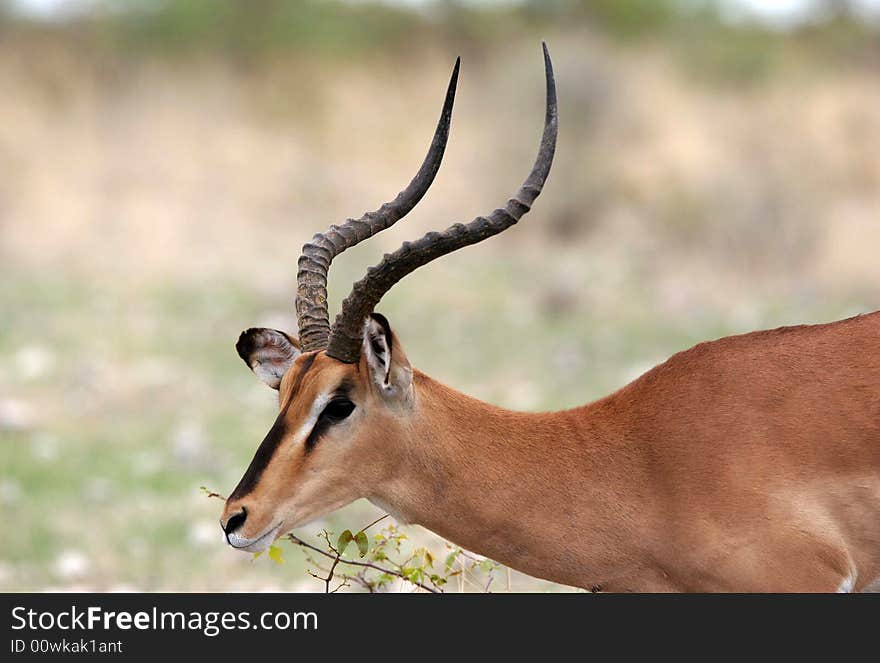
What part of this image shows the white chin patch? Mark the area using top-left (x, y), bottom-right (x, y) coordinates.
top-left (227, 524), bottom-right (282, 554)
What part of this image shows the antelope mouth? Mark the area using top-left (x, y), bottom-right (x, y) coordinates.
top-left (226, 522), bottom-right (283, 553)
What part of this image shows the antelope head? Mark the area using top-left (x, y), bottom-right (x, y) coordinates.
top-left (220, 45), bottom-right (557, 553)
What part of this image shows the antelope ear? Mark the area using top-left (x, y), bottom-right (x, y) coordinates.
top-left (236, 328), bottom-right (301, 389)
top-left (362, 313), bottom-right (412, 401)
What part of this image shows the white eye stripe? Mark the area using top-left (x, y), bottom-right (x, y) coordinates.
top-left (291, 392), bottom-right (331, 446)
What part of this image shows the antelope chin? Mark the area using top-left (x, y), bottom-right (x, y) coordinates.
top-left (226, 522), bottom-right (282, 553)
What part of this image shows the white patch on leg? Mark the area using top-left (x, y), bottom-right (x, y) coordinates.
top-left (836, 573), bottom-right (856, 593)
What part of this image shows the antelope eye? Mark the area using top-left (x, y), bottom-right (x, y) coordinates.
top-left (321, 397), bottom-right (355, 422)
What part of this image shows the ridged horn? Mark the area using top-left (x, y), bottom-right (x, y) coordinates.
top-left (295, 57), bottom-right (461, 351)
top-left (326, 43), bottom-right (557, 364)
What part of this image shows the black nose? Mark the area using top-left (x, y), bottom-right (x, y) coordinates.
top-left (223, 507), bottom-right (248, 535)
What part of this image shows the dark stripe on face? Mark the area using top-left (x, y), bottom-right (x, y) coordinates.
top-left (304, 415), bottom-right (332, 452)
top-left (303, 380), bottom-right (354, 452)
top-left (229, 352), bottom-right (318, 501)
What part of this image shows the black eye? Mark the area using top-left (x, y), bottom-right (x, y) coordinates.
top-left (321, 397), bottom-right (355, 422)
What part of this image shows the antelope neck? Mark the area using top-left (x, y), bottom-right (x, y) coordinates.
top-left (369, 370), bottom-right (652, 589)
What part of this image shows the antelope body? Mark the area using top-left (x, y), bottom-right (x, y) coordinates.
top-left (220, 45), bottom-right (880, 592)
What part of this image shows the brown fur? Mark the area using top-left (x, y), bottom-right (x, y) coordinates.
top-left (223, 311), bottom-right (880, 592)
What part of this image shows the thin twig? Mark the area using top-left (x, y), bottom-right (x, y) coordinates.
top-left (360, 513), bottom-right (390, 533)
top-left (323, 556), bottom-right (342, 593)
top-left (349, 573), bottom-right (375, 593)
top-left (202, 488), bottom-right (437, 594)
top-left (287, 533), bottom-right (439, 593)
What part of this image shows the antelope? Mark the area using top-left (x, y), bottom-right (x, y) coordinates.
top-left (220, 44), bottom-right (880, 592)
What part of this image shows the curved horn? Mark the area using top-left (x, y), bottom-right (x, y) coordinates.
top-left (326, 42), bottom-right (558, 364)
top-left (295, 58), bottom-right (460, 352)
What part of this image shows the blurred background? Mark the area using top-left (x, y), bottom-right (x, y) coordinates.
top-left (1, 0), bottom-right (879, 592)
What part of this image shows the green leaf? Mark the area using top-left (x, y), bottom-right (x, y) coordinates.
top-left (268, 544), bottom-right (284, 564)
top-left (252, 551), bottom-right (263, 560)
top-left (445, 551), bottom-right (460, 570)
top-left (337, 530), bottom-right (354, 555)
top-left (424, 550), bottom-right (434, 567)
top-left (354, 531), bottom-right (369, 558)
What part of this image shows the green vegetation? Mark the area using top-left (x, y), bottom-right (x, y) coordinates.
top-left (1, 1), bottom-right (877, 83)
